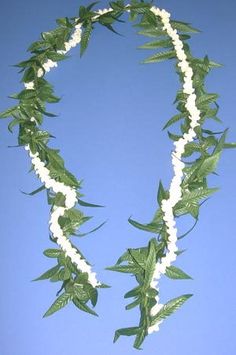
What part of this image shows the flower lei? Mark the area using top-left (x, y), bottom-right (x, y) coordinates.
top-left (1, 1), bottom-right (235, 350)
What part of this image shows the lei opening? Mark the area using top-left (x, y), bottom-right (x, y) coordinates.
top-left (1, 1), bottom-right (235, 350)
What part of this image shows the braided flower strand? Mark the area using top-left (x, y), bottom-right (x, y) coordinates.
top-left (147, 6), bottom-right (201, 334)
top-left (23, 22), bottom-right (100, 288)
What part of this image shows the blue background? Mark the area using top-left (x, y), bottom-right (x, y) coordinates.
top-left (0, 1), bottom-right (236, 354)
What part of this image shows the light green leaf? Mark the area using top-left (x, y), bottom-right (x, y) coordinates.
top-left (0, 105), bottom-right (19, 118)
top-left (128, 217), bottom-right (162, 233)
top-left (43, 292), bottom-right (73, 317)
top-left (80, 21), bottom-right (92, 57)
top-left (72, 297), bottom-right (98, 316)
top-left (197, 153), bottom-right (221, 178)
top-left (73, 284), bottom-right (89, 301)
top-left (43, 249), bottom-right (62, 258)
top-left (32, 264), bottom-right (60, 281)
top-left (150, 294), bottom-right (193, 325)
top-left (138, 38), bottom-right (173, 49)
top-left (162, 113), bottom-right (184, 130)
top-left (106, 265), bottom-right (141, 274)
top-left (142, 50), bottom-right (175, 64)
top-left (124, 286), bottom-right (142, 299)
top-left (144, 239), bottom-right (156, 287)
top-left (165, 265), bottom-right (192, 280)
top-left (170, 20), bottom-right (200, 33)
top-left (197, 93), bottom-right (218, 106)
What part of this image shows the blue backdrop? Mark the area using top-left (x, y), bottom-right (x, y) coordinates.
top-left (0, 1), bottom-right (236, 354)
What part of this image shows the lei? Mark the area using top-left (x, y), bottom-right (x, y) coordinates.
top-left (1, 1), bottom-right (235, 350)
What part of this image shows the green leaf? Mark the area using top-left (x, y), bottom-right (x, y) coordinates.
top-left (150, 294), bottom-right (193, 325)
top-left (165, 265), bottom-right (192, 280)
top-left (223, 142), bottom-right (236, 149)
top-left (138, 38), bottom-right (173, 49)
top-left (162, 113), bottom-right (184, 130)
top-left (72, 297), bottom-right (98, 316)
top-left (144, 239), bottom-right (156, 287)
top-left (43, 292), bottom-right (73, 317)
top-left (128, 217), bottom-right (162, 233)
top-left (21, 185), bottom-right (45, 196)
top-left (73, 284), bottom-right (89, 301)
top-left (137, 28), bottom-right (166, 38)
top-left (43, 249), bottom-right (62, 258)
top-left (0, 105), bottom-right (19, 118)
top-left (142, 50), bottom-right (175, 64)
top-left (74, 221), bottom-right (106, 237)
top-left (170, 20), bottom-right (200, 33)
top-left (133, 328), bottom-right (147, 350)
top-left (80, 21), bottom-right (93, 57)
top-left (213, 129), bottom-right (228, 155)
top-left (180, 187), bottom-right (218, 204)
top-left (125, 298), bottom-right (140, 310)
top-left (77, 198), bottom-right (104, 208)
top-left (197, 152), bottom-right (221, 178)
top-left (124, 286), bottom-right (142, 299)
top-left (32, 264), bottom-right (60, 281)
top-left (47, 51), bottom-right (69, 61)
top-left (196, 93), bottom-right (218, 106)
top-left (106, 265), bottom-right (141, 274)
top-left (157, 180), bottom-right (167, 205)
top-left (114, 327), bottom-right (140, 343)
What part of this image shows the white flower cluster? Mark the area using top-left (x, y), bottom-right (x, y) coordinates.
top-left (23, 21), bottom-right (100, 288)
top-left (147, 6), bottom-right (201, 334)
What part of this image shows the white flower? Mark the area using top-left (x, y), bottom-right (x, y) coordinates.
top-left (25, 81), bottom-right (35, 90)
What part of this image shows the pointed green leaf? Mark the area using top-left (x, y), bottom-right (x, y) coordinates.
top-left (124, 286), bottom-right (142, 299)
top-left (165, 265), bottom-right (192, 280)
top-left (73, 284), bottom-right (89, 301)
top-left (43, 249), bottom-right (62, 258)
top-left (77, 198), bottom-right (104, 208)
top-left (128, 217), bottom-right (162, 233)
top-left (142, 50), bottom-right (175, 64)
top-left (106, 265), bottom-right (141, 274)
top-left (223, 142), bottom-right (236, 149)
top-left (125, 298), bottom-right (140, 310)
top-left (43, 292), bottom-right (73, 317)
top-left (32, 264), bottom-right (60, 281)
top-left (133, 328), bottom-right (147, 350)
top-left (197, 93), bottom-right (218, 106)
top-left (213, 129), bottom-right (228, 154)
top-left (74, 221), bottom-right (106, 237)
top-left (197, 153), bottom-right (221, 178)
top-left (170, 20), bottom-right (200, 33)
top-left (162, 113), bottom-right (184, 130)
top-left (138, 38), bottom-right (173, 49)
top-left (21, 185), bottom-right (45, 196)
top-left (80, 21), bottom-right (92, 57)
top-left (0, 105), bottom-right (19, 118)
top-left (150, 294), bottom-right (193, 325)
top-left (137, 28), bottom-right (166, 38)
top-left (144, 240), bottom-right (156, 287)
top-left (72, 297), bottom-right (98, 316)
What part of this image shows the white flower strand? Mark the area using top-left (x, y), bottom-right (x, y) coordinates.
top-left (22, 4), bottom-right (201, 320)
top-left (147, 6), bottom-right (201, 334)
top-left (24, 144), bottom-right (100, 287)
top-left (23, 21), bottom-right (101, 288)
